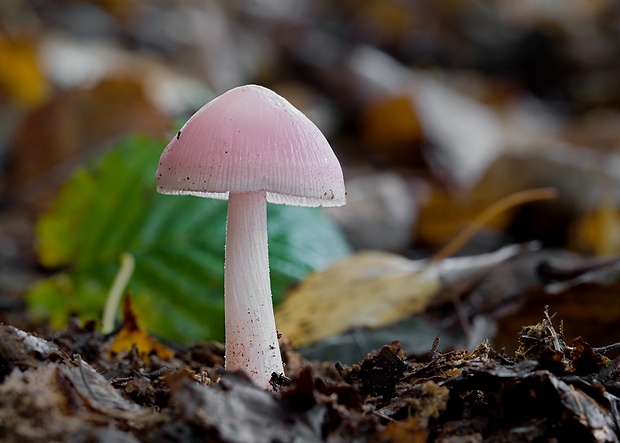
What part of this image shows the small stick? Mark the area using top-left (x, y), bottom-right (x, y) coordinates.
top-left (543, 306), bottom-right (563, 352)
top-left (592, 342), bottom-right (620, 354)
top-left (372, 410), bottom-right (396, 422)
top-left (430, 188), bottom-right (558, 263)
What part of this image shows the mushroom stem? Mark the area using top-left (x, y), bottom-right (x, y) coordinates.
top-left (224, 190), bottom-right (284, 389)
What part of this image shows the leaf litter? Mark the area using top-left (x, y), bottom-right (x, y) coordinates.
top-left (3, 294), bottom-right (620, 442)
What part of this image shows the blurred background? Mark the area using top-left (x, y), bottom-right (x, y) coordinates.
top-left (3, 0), bottom-right (620, 357)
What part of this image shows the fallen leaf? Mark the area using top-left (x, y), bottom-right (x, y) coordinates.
top-left (0, 326), bottom-right (152, 441)
top-left (570, 193), bottom-right (620, 256)
top-left (276, 244), bottom-right (527, 347)
top-left (380, 416), bottom-right (428, 443)
top-left (7, 76), bottom-right (169, 207)
top-left (0, 365), bottom-right (87, 441)
top-left (61, 359), bottom-right (146, 420)
top-left (0, 35), bottom-right (50, 107)
top-left (276, 251), bottom-right (439, 347)
top-left (109, 294), bottom-right (175, 361)
top-left (168, 372), bottom-right (325, 443)
top-left (361, 95), bottom-right (424, 168)
top-left (410, 72), bottom-right (505, 189)
top-left (416, 185), bottom-right (516, 250)
top-left (0, 324), bottom-right (64, 369)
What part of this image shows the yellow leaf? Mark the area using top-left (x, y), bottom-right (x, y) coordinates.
top-left (109, 294), bottom-right (175, 361)
top-left (571, 194), bottom-right (620, 256)
top-left (381, 416), bottom-right (428, 443)
top-left (275, 252), bottom-right (440, 346)
top-left (0, 36), bottom-right (49, 106)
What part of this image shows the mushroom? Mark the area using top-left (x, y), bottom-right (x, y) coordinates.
top-left (156, 84), bottom-right (346, 389)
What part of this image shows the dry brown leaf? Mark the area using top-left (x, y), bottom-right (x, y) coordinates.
top-left (275, 252), bottom-right (440, 346)
top-left (361, 95), bottom-right (424, 168)
top-left (8, 76), bottom-right (168, 208)
top-left (356, 0), bottom-right (418, 42)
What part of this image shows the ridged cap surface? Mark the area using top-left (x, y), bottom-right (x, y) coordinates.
top-left (156, 85), bottom-right (345, 207)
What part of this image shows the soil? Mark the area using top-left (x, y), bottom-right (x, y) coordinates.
top-left (1, 309), bottom-right (619, 443)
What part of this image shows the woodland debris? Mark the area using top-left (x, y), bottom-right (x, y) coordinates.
top-left (1, 315), bottom-right (620, 441)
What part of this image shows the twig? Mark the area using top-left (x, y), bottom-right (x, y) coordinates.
top-left (592, 342), bottom-right (620, 355)
top-left (372, 410), bottom-right (396, 422)
top-left (543, 306), bottom-right (563, 352)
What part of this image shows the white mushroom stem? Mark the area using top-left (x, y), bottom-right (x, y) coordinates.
top-left (224, 190), bottom-right (284, 389)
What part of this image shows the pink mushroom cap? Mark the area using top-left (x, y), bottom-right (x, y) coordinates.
top-left (156, 84), bottom-right (346, 207)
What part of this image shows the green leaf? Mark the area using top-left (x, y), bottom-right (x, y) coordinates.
top-left (28, 135), bottom-right (351, 343)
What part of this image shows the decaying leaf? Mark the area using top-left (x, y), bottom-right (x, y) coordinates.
top-left (0, 35), bottom-right (50, 107)
top-left (276, 244), bottom-right (527, 346)
top-left (410, 72), bottom-right (505, 189)
top-left (292, 245), bottom-right (620, 362)
top-left (276, 251), bottom-right (439, 346)
top-left (8, 76), bottom-right (168, 204)
top-left (2, 312), bottom-right (620, 442)
top-left (326, 171), bottom-right (419, 251)
top-left (167, 372), bottom-right (325, 443)
top-left (0, 365), bottom-right (88, 442)
top-left (571, 194), bottom-right (620, 256)
top-left (379, 416), bottom-right (428, 443)
top-left (0, 324), bottom-right (64, 370)
top-left (109, 294), bottom-right (175, 361)
top-left (361, 94), bottom-right (424, 168)
top-left (61, 358), bottom-right (146, 420)
top-left (0, 325), bottom-right (154, 442)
